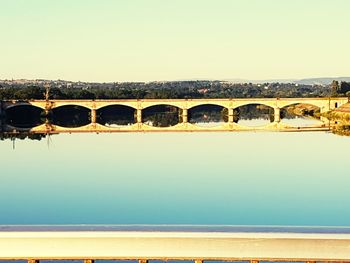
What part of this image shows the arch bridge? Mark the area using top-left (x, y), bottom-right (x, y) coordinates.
top-left (1, 97), bottom-right (348, 132)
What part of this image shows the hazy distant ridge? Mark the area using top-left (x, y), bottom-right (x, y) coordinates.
top-left (224, 77), bottom-right (350, 85)
top-left (1, 77), bottom-right (350, 85)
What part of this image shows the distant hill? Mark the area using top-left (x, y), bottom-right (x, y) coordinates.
top-left (224, 78), bottom-right (296, 84)
top-left (224, 77), bottom-right (350, 85)
top-left (1, 77), bottom-right (350, 86)
top-left (295, 77), bottom-right (350, 85)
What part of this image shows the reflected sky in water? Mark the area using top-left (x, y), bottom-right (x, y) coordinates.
top-left (0, 131), bottom-right (349, 225)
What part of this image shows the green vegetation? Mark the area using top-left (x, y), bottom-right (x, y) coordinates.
top-left (0, 80), bottom-right (341, 100)
top-left (331, 80), bottom-right (350, 97)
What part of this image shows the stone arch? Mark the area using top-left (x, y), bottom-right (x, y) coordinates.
top-left (5, 104), bottom-right (45, 128)
top-left (279, 102), bottom-right (323, 127)
top-left (232, 101), bottom-right (276, 110)
top-left (50, 105), bottom-right (91, 128)
top-left (187, 101), bottom-right (229, 110)
top-left (142, 104), bottom-right (181, 127)
top-left (140, 100), bottom-right (185, 110)
top-left (4, 102), bottom-right (46, 110)
top-left (95, 102), bottom-right (138, 110)
top-left (233, 103), bottom-right (275, 126)
top-left (51, 103), bottom-right (91, 110)
top-left (97, 105), bottom-right (136, 126)
top-left (188, 103), bottom-right (228, 126)
top-left (279, 101), bottom-right (323, 109)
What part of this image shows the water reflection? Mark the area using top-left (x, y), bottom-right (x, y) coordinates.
top-left (236, 104), bottom-right (274, 126)
top-left (238, 119), bottom-right (272, 127)
top-left (280, 103), bottom-right (321, 127)
top-left (5, 105), bottom-right (44, 128)
top-left (50, 106), bottom-right (90, 127)
top-left (195, 122), bottom-right (226, 127)
top-left (0, 132), bottom-right (350, 225)
top-left (281, 116), bottom-right (323, 126)
top-left (142, 105), bottom-right (180, 127)
top-left (189, 105), bottom-right (227, 126)
top-left (98, 105), bottom-right (136, 127)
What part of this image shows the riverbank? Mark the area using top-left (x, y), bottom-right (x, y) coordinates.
top-left (322, 102), bottom-right (350, 136)
top-left (323, 102), bottom-right (350, 121)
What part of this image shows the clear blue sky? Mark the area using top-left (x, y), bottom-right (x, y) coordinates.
top-left (0, 0), bottom-right (349, 82)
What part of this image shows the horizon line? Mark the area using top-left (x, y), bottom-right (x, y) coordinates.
top-left (1, 76), bottom-right (350, 84)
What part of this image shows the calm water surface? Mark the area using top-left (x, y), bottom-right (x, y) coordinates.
top-left (0, 130), bottom-right (349, 226)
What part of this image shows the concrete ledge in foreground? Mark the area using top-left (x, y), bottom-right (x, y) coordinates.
top-left (1, 231), bottom-right (350, 261)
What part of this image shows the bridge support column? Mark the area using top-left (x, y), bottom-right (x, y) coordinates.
top-left (136, 109), bottom-right (142, 123)
top-left (274, 107), bottom-right (281, 123)
top-left (44, 101), bottom-right (52, 116)
top-left (138, 260), bottom-right (148, 263)
top-left (91, 108), bottom-right (97, 123)
top-left (320, 107), bottom-right (330, 124)
top-left (228, 108), bottom-right (234, 123)
top-left (28, 260), bottom-right (39, 263)
top-left (182, 108), bottom-right (188, 123)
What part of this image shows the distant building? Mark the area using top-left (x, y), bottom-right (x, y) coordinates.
top-left (198, 88), bottom-right (209, 94)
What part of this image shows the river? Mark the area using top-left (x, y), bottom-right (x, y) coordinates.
top-left (1, 121), bottom-right (349, 226)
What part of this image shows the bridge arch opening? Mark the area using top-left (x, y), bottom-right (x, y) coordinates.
top-left (50, 105), bottom-right (90, 128)
top-left (281, 103), bottom-right (322, 127)
top-left (5, 105), bottom-right (45, 128)
top-left (142, 105), bottom-right (180, 127)
top-left (188, 104), bottom-right (227, 127)
top-left (234, 104), bottom-right (274, 127)
top-left (97, 105), bottom-right (136, 127)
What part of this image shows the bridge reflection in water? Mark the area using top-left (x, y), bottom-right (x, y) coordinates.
top-left (1, 226), bottom-right (350, 262)
top-left (1, 98), bottom-right (348, 133)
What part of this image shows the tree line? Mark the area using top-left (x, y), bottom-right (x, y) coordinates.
top-left (0, 80), bottom-right (346, 100)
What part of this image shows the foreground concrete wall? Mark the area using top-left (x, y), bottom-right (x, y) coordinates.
top-left (1, 231), bottom-right (350, 261)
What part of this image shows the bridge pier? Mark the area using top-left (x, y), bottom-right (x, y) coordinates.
top-left (136, 109), bottom-right (142, 123)
top-left (138, 259), bottom-right (148, 263)
top-left (274, 107), bottom-right (281, 123)
top-left (44, 100), bottom-right (52, 116)
top-left (228, 108), bottom-right (234, 123)
top-left (91, 108), bottom-right (97, 123)
top-left (182, 108), bottom-right (188, 123)
top-left (28, 260), bottom-right (39, 263)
